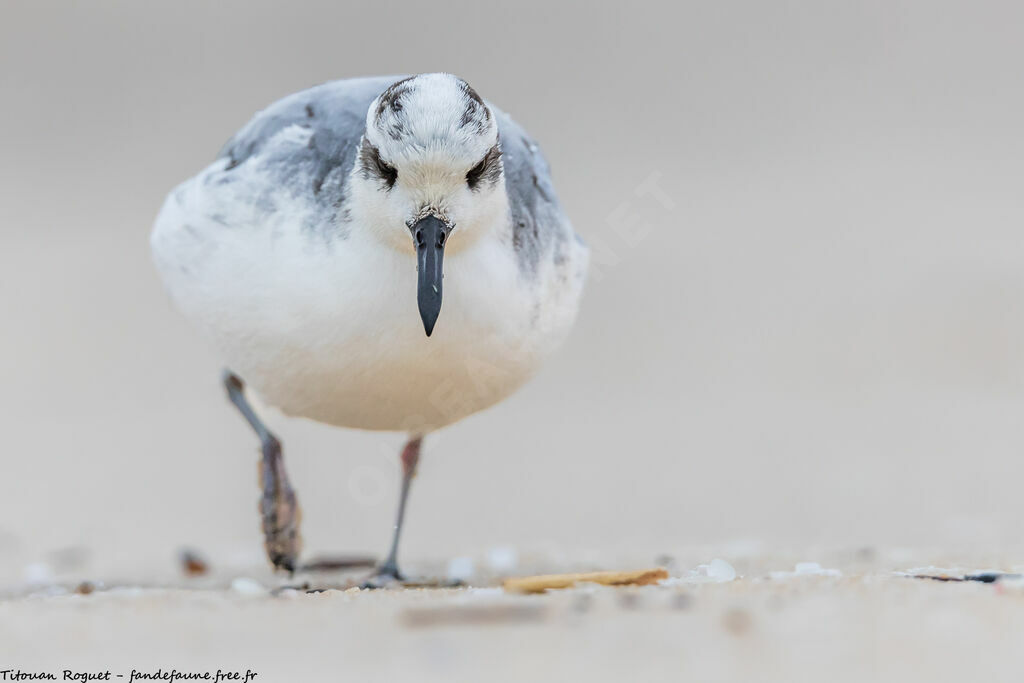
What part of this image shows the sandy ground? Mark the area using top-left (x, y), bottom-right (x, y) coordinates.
top-left (3, 547), bottom-right (1023, 682)
top-left (4, 4), bottom-right (1024, 682)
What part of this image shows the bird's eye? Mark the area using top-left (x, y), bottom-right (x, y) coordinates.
top-left (466, 144), bottom-right (501, 190)
top-left (375, 156), bottom-right (398, 188)
top-left (360, 139), bottom-right (398, 189)
top-left (466, 158), bottom-right (488, 189)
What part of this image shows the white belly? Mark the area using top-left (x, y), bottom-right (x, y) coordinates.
top-left (152, 206), bottom-right (584, 432)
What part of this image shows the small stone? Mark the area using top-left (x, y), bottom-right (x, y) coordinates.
top-left (179, 549), bottom-right (209, 577)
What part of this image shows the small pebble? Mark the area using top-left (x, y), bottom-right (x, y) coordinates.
top-left (179, 549), bottom-right (209, 577)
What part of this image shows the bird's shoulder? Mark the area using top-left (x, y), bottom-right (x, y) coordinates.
top-left (220, 76), bottom-right (403, 166)
top-left (493, 110), bottom-right (578, 274)
top-left (218, 76), bottom-right (403, 195)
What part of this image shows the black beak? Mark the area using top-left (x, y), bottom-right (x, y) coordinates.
top-left (413, 215), bottom-right (449, 337)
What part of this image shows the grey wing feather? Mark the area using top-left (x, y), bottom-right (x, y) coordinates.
top-left (216, 76), bottom-right (403, 212)
top-left (493, 110), bottom-right (576, 274)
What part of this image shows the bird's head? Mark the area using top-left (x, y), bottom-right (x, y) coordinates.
top-left (349, 73), bottom-right (506, 337)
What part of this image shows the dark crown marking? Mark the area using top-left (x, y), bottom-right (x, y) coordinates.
top-left (459, 81), bottom-right (491, 132)
top-left (375, 76), bottom-right (416, 119)
top-left (376, 76), bottom-right (492, 140)
top-left (375, 76), bottom-right (416, 140)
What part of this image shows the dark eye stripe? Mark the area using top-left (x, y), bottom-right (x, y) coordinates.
top-left (358, 138), bottom-right (397, 189)
top-left (375, 154), bottom-right (398, 188)
top-left (466, 144), bottom-right (502, 190)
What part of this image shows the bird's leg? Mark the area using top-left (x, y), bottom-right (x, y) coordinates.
top-left (222, 370), bottom-right (301, 573)
top-left (363, 436), bottom-right (422, 587)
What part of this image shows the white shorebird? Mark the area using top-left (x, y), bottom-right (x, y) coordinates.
top-left (151, 73), bottom-right (588, 584)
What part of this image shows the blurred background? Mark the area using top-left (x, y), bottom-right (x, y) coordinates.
top-left (2, 0), bottom-right (1023, 582)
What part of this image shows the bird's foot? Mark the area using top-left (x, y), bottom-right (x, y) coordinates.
top-left (360, 561), bottom-right (405, 589)
top-left (259, 436), bottom-right (302, 573)
top-left (359, 562), bottom-right (463, 590)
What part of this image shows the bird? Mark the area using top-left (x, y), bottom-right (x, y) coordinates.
top-left (151, 73), bottom-right (589, 585)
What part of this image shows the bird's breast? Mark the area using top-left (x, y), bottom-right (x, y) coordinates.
top-left (189, 225), bottom-right (546, 431)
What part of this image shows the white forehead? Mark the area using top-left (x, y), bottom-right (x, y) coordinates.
top-left (365, 73), bottom-right (497, 165)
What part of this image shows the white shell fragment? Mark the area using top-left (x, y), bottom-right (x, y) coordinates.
top-left (660, 558), bottom-right (737, 585)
